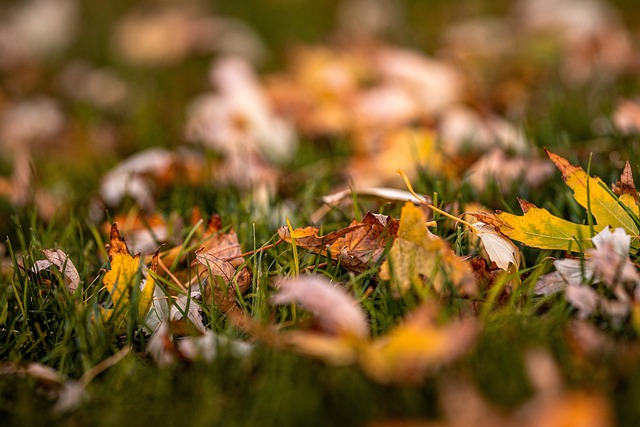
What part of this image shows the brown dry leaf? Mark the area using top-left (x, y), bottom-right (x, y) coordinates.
top-left (380, 202), bottom-right (477, 297)
top-left (192, 215), bottom-right (251, 314)
top-left (279, 212), bottom-right (398, 272)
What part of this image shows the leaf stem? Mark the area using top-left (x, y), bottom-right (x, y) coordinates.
top-left (396, 169), bottom-right (478, 231)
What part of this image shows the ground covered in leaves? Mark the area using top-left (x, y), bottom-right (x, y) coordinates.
top-left (2, 0), bottom-right (640, 426)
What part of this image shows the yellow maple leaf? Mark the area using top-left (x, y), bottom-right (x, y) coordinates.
top-left (468, 151), bottom-right (640, 252)
top-left (380, 202), bottom-right (477, 296)
top-left (102, 223), bottom-right (157, 323)
top-left (546, 149), bottom-right (639, 236)
top-left (470, 199), bottom-right (594, 252)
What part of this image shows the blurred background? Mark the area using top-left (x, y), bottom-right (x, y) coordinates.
top-left (1, 0), bottom-right (640, 238)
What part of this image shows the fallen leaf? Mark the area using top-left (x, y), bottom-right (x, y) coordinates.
top-left (380, 202), bottom-right (477, 297)
top-left (565, 284), bottom-right (599, 319)
top-left (32, 249), bottom-right (80, 293)
top-left (468, 151), bottom-right (640, 251)
top-left (112, 4), bottom-right (265, 66)
top-left (546, 149), bottom-right (638, 236)
top-left (438, 106), bottom-right (528, 153)
top-left (105, 211), bottom-right (181, 255)
top-left (146, 320), bottom-right (252, 367)
top-left (0, 0), bottom-right (78, 68)
top-left (311, 186), bottom-right (427, 223)
top-left (525, 392), bottom-right (613, 427)
top-left (589, 228), bottom-right (640, 287)
top-left (611, 160), bottom-right (639, 216)
top-left (471, 221), bottom-right (520, 271)
top-left (279, 212), bottom-right (398, 272)
top-left (99, 148), bottom-right (175, 210)
top-left (469, 199), bottom-right (593, 251)
top-left (465, 148), bottom-right (554, 192)
top-left (612, 98), bottom-right (640, 135)
top-left (271, 276), bottom-right (369, 339)
top-left (102, 224), bottom-right (158, 323)
top-left (534, 258), bottom-right (586, 296)
top-left (361, 304), bottom-right (478, 384)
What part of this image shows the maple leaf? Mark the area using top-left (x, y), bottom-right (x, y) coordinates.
top-left (193, 214), bottom-right (252, 315)
top-left (546, 149), bottom-right (638, 236)
top-left (380, 202), bottom-right (477, 297)
top-left (102, 223), bottom-right (158, 323)
top-left (468, 151), bottom-right (640, 251)
top-left (471, 199), bottom-right (594, 252)
top-left (278, 212), bottom-right (398, 272)
top-left (612, 160), bottom-right (640, 215)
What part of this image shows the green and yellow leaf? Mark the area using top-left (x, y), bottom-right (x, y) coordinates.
top-left (546, 149), bottom-right (638, 235)
top-left (468, 152), bottom-right (640, 252)
top-left (470, 199), bottom-right (594, 252)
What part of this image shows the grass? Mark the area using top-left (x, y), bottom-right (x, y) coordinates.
top-left (3, 0), bottom-right (640, 426)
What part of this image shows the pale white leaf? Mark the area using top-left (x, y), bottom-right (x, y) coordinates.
top-left (32, 249), bottom-right (80, 293)
top-left (146, 321), bottom-right (175, 367)
top-left (555, 258), bottom-right (592, 286)
top-left (271, 276), bottom-right (369, 338)
top-left (534, 271), bottom-right (566, 296)
top-left (177, 331), bottom-right (253, 362)
top-left (143, 286), bottom-right (170, 334)
top-left (51, 381), bottom-right (87, 415)
top-left (592, 227), bottom-right (630, 257)
top-left (171, 292), bottom-right (206, 333)
top-left (147, 320), bottom-right (252, 366)
top-left (565, 284), bottom-right (599, 319)
top-left (312, 186), bottom-right (426, 222)
top-left (472, 222), bottom-right (520, 270)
